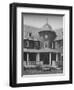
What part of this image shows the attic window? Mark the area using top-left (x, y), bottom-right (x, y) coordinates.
top-left (29, 33), bottom-right (32, 37)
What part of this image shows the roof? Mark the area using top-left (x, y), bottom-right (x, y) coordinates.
top-left (24, 25), bottom-right (63, 41)
top-left (41, 23), bottom-right (52, 31)
top-left (23, 48), bottom-right (61, 53)
top-left (54, 28), bottom-right (63, 41)
top-left (23, 25), bottom-right (41, 40)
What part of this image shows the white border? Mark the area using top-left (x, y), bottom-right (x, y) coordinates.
top-left (17, 7), bottom-right (70, 83)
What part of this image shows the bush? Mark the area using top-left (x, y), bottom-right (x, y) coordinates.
top-left (35, 64), bottom-right (42, 70)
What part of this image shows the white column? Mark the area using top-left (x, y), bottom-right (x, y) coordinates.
top-left (27, 53), bottom-right (29, 65)
top-left (52, 42), bottom-right (53, 48)
top-left (36, 53), bottom-right (40, 64)
top-left (56, 53), bottom-right (58, 62)
top-left (49, 53), bottom-right (51, 65)
top-left (55, 42), bottom-right (57, 49)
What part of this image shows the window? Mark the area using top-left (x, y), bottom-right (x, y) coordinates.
top-left (44, 41), bottom-right (49, 48)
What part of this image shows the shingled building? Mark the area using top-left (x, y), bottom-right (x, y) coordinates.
top-left (23, 22), bottom-right (63, 69)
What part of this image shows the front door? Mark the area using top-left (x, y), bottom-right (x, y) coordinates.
top-left (40, 53), bottom-right (49, 65)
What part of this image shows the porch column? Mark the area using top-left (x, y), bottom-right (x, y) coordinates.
top-left (56, 53), bottom-right (58, 62)
top-left (36, 53), bottom-right (40, 64)
top-left (49, 53), bottom-right (51, 65)
top-left (52, 42), bottom-right (53, 48)
top-left (27, 53), bottom-right (29, 65)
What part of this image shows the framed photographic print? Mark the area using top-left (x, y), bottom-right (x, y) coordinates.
top-left (10, 3), bottom-right (72, 87)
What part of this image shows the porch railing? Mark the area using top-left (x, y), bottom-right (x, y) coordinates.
top-left (23, 61), bottom-right (43, 66)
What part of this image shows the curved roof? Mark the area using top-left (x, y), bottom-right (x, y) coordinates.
top-left (42, 23), bottom-right (52, 31)
top-left (24, 25), bottom-right (63, 41)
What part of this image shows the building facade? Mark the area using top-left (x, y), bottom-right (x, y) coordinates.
top-left (23, 23), bottom-right (63, 69)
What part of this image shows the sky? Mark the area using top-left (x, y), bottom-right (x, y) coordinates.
top-left (23, 13), bottom-right (63, 30)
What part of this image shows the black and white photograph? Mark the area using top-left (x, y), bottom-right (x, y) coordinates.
top-left (22, 14), bottom-right (63, 76)
top-left (10, 3), bottom-right (72, 87)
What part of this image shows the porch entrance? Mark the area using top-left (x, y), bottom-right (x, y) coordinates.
top-left (40, 53), bottom-right (49, 65)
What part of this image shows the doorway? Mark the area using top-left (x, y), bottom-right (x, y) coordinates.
top-left (40, 53), bottom-right (49, 65)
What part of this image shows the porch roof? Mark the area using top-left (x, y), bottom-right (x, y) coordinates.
top-left (23, 48), bottom-right (61, 53)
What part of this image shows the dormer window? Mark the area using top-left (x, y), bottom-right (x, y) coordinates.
top-left (28, 32), bottom-right (33, 40)
top-left (29, 33), bottom-right (32, 37)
